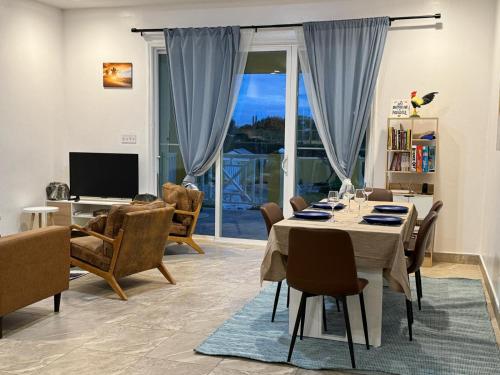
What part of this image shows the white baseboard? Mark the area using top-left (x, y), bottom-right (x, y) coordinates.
top-left (479, 255), bottom-right (500, 329)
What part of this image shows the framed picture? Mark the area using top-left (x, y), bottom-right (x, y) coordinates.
top-left (391, 99), bottom-right (410, 118)
top-left (103, 63), bottom-right (132, 88)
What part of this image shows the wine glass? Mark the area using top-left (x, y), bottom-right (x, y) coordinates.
top-left (364, 184), bottom-right (373, 205)
top-left (354, 189), bottom-right (366, 216)
top-left (328, 190), bottom-right (340, 215)
top-left (344, 184), bottom-right (355, 212)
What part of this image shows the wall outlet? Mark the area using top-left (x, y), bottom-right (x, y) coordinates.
top-left (121, 134), bottom-right (137, 144)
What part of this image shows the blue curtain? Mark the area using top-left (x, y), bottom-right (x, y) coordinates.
top-left (299, 17), bottom-right (389, 188)
top-left (164, 27), bottom-right (246, 186)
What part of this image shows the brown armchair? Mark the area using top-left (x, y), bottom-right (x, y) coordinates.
top-left (162, 182), bottom-right (205, 254)
top-left (0, 226), bottom-right (70, 338)
top-left (70, 202), bottom-right (176, 300)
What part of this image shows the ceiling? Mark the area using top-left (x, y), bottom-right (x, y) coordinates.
top-left (35, 0), bottom-right (308, 10)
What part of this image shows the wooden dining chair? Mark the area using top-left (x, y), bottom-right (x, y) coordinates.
top-left (286, 227), bottom-right (369, 368)
top-left (367, 188), bottom-right (393, 202)
top-left (260, 202), bottom-right (289, 322)
top-left (406, 211), bottom-right (439, 312)
top-left (289, 196), bottom-right (308, 212)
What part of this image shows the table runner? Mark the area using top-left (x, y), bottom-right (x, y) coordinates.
top-left (260, 201), bottom-right (418, 298)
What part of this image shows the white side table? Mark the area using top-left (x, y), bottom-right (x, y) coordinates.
top-left (23, 206), bottom-right (59, 229)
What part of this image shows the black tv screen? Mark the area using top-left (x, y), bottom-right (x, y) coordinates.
top-left (69, 152), bottom-right (138, 199)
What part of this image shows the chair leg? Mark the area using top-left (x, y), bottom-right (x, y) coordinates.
top-left (287, 292), bottom-right (306, 362)
top-left (406, 298), bottom-right (413, 341)
top-left (185, 237), bottom-right (205, 254)
top-left (336, 298), bottom-right (341, 312)
top-left (54, 293), bottom-right (61, 313)
top-left (106, 275), bottom-right (128, 301)
top-left (272, 281), bottom-right (282, 322)
top-left (300, 297), bottom-right (307, 340)
top-left (415, 269), bottom-right (422, 311)
top-left (0, 316), bottom-right (3, 339)
top-left (342, 296), bottom-right (356, 369)
top-left (359, 292), bottom-right (369, 349)
top-left (322, 297), bottom-right (328, 331)
top-left (157, 263), bottom-right (176, 285)
top-left (287, 285), bottom-right (290, 308)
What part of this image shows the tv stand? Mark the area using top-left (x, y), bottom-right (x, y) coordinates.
top-left (46, 198), bottom-right (132, 226)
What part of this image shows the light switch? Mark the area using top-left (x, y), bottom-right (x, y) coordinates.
top-left (121, 134), bottom-right (137, 144)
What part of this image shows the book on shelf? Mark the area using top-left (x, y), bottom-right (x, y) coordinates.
top-left (388, 125), bottom-right (412, 150)
top-left (428, 145), bottom-right (436, 172)
top-left (422, 146), bottom-right (429, 173)
top-left (389, 152), bottom-right (411, 171)
top-left (416, 145), bottom-right (423, 173)
top-left (411, 145), bottom-right (417, 171)
top-left (390, 145), bottom-right (436, 173)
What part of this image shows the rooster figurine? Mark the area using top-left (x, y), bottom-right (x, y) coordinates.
top-left (410, 91), bottom-right (438, 117)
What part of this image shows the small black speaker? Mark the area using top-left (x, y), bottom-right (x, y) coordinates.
top-left (422, 183), bottom-right (429, 194)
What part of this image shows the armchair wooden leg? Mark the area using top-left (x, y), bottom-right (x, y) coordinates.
top-left (0, 316), bottom-right (3, 339)
top-left (157, 263), bottom-right (176, 285)
top-left (105, 275), bottom-right (128, 301)
top-left (185, 237), bottom-right (205, 254)
top-left (54, 293), bottom-right (61, 313)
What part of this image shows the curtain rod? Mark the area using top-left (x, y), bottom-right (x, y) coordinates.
top-left (130, 13), bottom-right (441, 34)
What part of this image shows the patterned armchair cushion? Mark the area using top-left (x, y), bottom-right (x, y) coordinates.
top-left (84, 215), bottom-right (107, 234)
top-left (162, 183), bottom-right (204, 226)
top-left (132, 199), bottom-right (175, 208)
top-left (103, 200), bottom-right (167, 256)
top-left (169, 222), bottom-right (188, 236)
top-left (71, 236), bottom-right (110, 271)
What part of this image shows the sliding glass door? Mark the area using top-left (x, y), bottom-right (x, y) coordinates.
top-left (221, 50), bottom-right (288, 240)
top-left (155, 42), bottom-right (364, 240)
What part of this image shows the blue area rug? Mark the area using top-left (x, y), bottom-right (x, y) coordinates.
top-left (196, 277), bottom-right (500, 374)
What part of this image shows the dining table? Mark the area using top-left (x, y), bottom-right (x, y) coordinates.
top-left (260, 200), bottom-right (418, 347)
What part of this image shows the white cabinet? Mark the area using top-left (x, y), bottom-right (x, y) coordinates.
top-left (394, 193), bottom-right (435, 267)
top-left (393, 194), bottom-right (433, 220)
top-left (46, 199), bottom-right (131, 226)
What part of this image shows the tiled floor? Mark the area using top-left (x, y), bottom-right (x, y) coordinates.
top-left (0, 240), bottom-right (498, 375)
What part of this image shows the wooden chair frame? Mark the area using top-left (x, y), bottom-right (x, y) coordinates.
top-left (70, 224), bottom-right (176, 301)
top-left (168, 203), bottom-right (204, 254)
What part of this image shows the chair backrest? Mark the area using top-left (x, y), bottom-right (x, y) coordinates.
top-left (407, 211), bottom-right (438, 274)
top-left (260, 202), bottom-right (284, 235)
top-left (162, 182), bottom-right (204, 227)
top-left (113, 207), bottom-right (174, 279)
top-left (289, 196), bottom-right (308, 212)
top-left (367, 188), bottom-right (393, 202)
top-left (287, 227), bottom-right (360, 297)
top-left (430, 200), bottom-right (443, 213)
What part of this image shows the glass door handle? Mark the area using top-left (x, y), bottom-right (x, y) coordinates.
top-left (281, 155), bottom-right (288, 174)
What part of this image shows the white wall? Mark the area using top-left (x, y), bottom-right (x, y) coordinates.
top-left (0, 0), bottom-right (63, 234)
top-left (60, 0), bottom-right (498, 255)
top-left (480, 0), bottom-right (500, 312)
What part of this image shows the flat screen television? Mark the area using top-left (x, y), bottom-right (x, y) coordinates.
top-left (69, 152), bottom-right (138, 199)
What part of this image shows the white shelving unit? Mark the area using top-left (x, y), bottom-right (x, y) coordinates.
top-left (385, 117), bottom-right (439, 266)
top-left (46, 198), bottom-right (131, 226)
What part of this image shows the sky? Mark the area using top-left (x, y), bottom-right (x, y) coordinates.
top-left (232, 73), bottom-right (312, 126)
